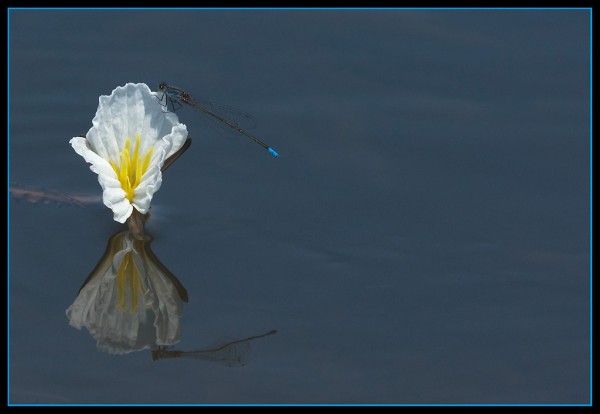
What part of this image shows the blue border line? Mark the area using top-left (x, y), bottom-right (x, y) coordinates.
top-left (4, 403), bottom-right (595, 407)
top-left (589, 7), bottom-right (593, 407)
top-left (4, 7), bottom-right (594, 11)
top-left (6, 8), bottom-right (10, 407)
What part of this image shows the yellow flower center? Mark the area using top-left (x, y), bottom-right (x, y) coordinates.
top-left (110, 134), bottom-right (154, 202)
top-left (115, 251), bottom-right (141, 314)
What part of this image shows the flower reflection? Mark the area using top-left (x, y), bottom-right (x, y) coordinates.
top-left (65, 228), bottom-right (277, 362)
top-left (66, 230), bottom-right (188, 354)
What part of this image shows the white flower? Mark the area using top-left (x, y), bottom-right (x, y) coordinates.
top-left (70, 83), bottom-right (188, 223)
top-left (66, 230), bottom-right (188, 355)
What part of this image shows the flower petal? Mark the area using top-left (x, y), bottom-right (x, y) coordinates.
top-left (70, 137), bottom-right (133, 223)
top-left (86, 83), bottom-right (187, 162)
top-left (130, 124), bottom-right (188, 214)
top-left (131, 147), bottom-right (168, 214)
top-left (164, 123), bottom-right (189, 159)
top-left (71, 83), bottom-right (188, 223)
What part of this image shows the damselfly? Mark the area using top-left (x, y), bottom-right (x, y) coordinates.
top-left (157, 82), bottom-right (279, 158)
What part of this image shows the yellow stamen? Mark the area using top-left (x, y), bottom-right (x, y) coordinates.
top-left (110, 134), bottom-right (154, 202)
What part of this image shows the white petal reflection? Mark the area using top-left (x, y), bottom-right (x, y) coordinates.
top-left (66, 230), bottom-right (188, 355)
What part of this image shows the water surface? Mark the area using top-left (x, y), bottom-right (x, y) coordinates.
top-left (8, 9), bottom-right (590, 404)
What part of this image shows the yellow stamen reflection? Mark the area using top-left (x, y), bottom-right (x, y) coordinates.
top-left (67, 229), bottom-right (189, 355)
top-left (115, 252), bottom-right (141, 314)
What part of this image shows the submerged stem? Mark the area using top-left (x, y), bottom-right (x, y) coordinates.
top-left (127, 209), bottom-right (147, 240)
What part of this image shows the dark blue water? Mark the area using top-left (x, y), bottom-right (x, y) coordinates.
top-left (8, 9), bottom-right (590, 404)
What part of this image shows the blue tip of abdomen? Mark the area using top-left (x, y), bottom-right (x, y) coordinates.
top-left (268, 148), bottom-right (279, 158)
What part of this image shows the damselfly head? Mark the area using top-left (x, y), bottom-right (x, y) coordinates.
top-left (158, 82), bottom-right (167, 91)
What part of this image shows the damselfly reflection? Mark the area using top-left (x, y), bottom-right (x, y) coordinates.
top-left (157, 82), bottom-right (279, 158)
top-left (152, 330), bottom-right (277, 367)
